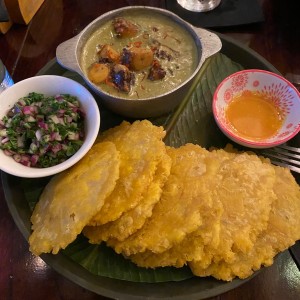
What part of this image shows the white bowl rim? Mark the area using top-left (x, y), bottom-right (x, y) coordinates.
top-left (212, 69), bottom-right (300, 148)
top-left (0, 75), bottom-right (100, 178)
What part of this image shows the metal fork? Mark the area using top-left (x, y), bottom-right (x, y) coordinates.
top-left (259, 145), bottom-right (300, 173)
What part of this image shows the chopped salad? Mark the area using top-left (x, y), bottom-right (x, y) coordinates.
top-left (0, 92), bottom-right (85, 168)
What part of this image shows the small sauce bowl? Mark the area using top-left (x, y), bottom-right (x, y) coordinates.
top-left (213, 69), bottom-right (300, 149)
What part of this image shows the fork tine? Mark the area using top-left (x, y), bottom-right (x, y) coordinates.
top-left (266, 147), bottom-right (300, 161)
top-left (276, 144), bottom-right (300, 153)
top-left (267, 160), bottom-right (300, 173)
top-left (261, 151), bottom-right (300, 167)
top-left (260, 145), bottom-right (300, 173)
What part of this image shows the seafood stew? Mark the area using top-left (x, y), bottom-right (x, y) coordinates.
top-left (80, 10), bottom-right (199, 100)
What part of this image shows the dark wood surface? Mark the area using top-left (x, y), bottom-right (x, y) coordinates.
top-left (1, 1), bottom-right (300, 299)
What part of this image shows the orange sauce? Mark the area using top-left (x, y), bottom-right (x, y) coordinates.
top-left (225, 91), bottom-right (283, 140)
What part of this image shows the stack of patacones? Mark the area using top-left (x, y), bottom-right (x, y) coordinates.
top-left (29, 120), bottom-right (300, 281)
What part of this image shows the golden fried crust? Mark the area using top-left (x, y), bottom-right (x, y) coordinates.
top-left (190, 165), bottom-right (300, 281)
top-left (89, 120), bottom-right (167, 226)
top-left (130, 201), bottom-right (223, 268)
top-left (129, 148), bottom-right (225, 268)
top-left (29, 142), bottom-right (120, 256)
top-left (83, 152), bottom-right (172, 243)
top-left (189, 151), bottom-right (277, 280)
top-left (214, 150), bottom-right (275, 257)
top-left (131, 148), bottom-right (277, 275)
top-left (109, 144), bottom-right (220, 256)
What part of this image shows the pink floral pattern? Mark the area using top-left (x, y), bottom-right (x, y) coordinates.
top-left (255, 82), bottom-right (293, 119)
top-left (277, 131), bottom-right (291, 138)
top-left (232, 74), bottom-right (248, 92)
top-left (224, 88), bottom-right (233, 103)
top-left (253, 80), bottom-right (259, 87)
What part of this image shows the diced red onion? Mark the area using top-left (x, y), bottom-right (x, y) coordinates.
top-left (20, 155), bottom-right (31, 166)
top-left (65, 116), bottom-right (73, 123)
top-left (51, 143), bottom-right (62, 154)
top-left (31, 106), bottom-right (38, 114)
top-left (1, 137), bottom-right (9, 144)
top-left (21, 155), bottom-right (30, 162)
top-left (50, 132), bottom-right (62, 141)
top-left (21, 160), bottom-right (31, 167)
top-left (23, 106), bottom-right (33, 115)
top-left (31, 155), bottom-right (39, 166)
top-left (55, 95), bottom-right (64, 101)
top-left (58, 109), bottom-right (66, 115)
top-left (23, 105), bottom-right (38, 115)
top-left (38, 121), bottom-right (48, 130)
top-left (4, 149), bottom-right (14, 156)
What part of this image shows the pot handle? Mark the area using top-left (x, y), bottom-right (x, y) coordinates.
top-left (193, 27), bottom-right (222, 65)
top-left (56, 34), bottom-right (83, 75)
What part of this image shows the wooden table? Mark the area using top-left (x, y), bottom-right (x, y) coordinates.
top-left (1, 1), bottom-right (300, 299)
